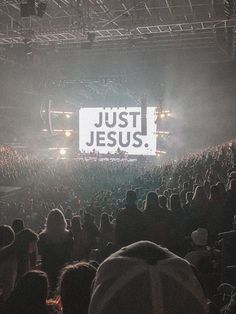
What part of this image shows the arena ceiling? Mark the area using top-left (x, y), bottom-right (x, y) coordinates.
top-left (0, 0), bottom-right (235, 57)
top-left (0, 1), bottom-right (236, 148)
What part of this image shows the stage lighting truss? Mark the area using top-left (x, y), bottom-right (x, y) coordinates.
top-left (50, 111), bottom-right (74, 115)
top-left (154, 131), bottom-right (171, 137)
top-left (59, 148), bottom-right (66, 155)
top-left (42, 129), bottom-right (74, 137)
top-left (65, 130), bottom-right (71, 137)
top-left (156, 150), bottom-right (167, 157)
top-left (154, 110), bottom-right (171, 119)
top-left (47, 147), bottom-right (69, 157)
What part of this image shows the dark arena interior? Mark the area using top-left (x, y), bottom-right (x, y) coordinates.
top-left (1, 1), bottom-right (236, 313)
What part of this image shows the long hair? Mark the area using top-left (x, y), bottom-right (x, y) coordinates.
top-left (192, 186), bottom-right (209, 204)
top-left (144, 191), bottom-right (159, 211)
top-left (99, 212), bottom-right (112, 232)
top-left (12, 219), bottom-right (24, 234)
top-left (58, 262), bottom-right (96, 314)
top-left (45, 209), bottom-right (67, 236)
top-left (209, 185), bottom-right (221, 201)
top-left (170, 194), bottom-right (182, 211)
top-left (15, 228), bottom-right (38, 279)
top-left (71, 215), bottom-right (82, 235)
top-left (0, 225), bottom-right (15, 249)
top-left (0, 228), bottom-right (38, 265)
top-left (4, 270), bottom-right (49, 314)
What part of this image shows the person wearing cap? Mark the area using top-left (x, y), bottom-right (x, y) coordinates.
top-left (115, 190), bottom-right (146, 249)
top-left (185, 228), bottom-right (210, 267)
top-left (89, 241), bottom-right (209, 314)
top-left (185, 228), bottom-right (220, 296)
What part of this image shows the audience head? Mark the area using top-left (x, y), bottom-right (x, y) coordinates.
top-left (59, 262), bottom-right (96, 314)
top-left (229, 171), bottom-right (236, 182)
top-left (0, 225), bottom-right (15, 248)
top-left (12, 218), bottom-right (24, 234)
top-left (126, 190), bottom-right (137, 207)
top-left (191, 228), bottom-right (208, 248)
top-left (5, 270), bottom-right (49, 313)
top-left (216, 181), bottom-right (226, 195)
top-left (192, 186), bottom-right (208, 202)
top-left (229, 179), bottom-right (236, 191)
top-left (89, 241), bottom-right (208, 314)
top-left (209, 185), bottom-right (220, 201)
top-left (145, 191), bottom-right (159, 210)
top-left (84, 213), bottom-right (92, 225)
top-left (158, 195), bottom-right (168, 209)
top-left (45, 208), bottom-right (67, 235)
top-left (15, 228), bottom-right (38, 254)
top-left (170, 193), bottom-right (181, 211)
top-left (183, 181), bottom-right (189, 190)
top-left (186, 191), bottom-right (193, 204)
top-left (71, 216), bottom-right (82, 234)
top-left (100, 212), bottom-right (111, 230)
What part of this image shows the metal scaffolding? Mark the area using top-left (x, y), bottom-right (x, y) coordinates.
top-left (0, 0), bottom-right (234, 45)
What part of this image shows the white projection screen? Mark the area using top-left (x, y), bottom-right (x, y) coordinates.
top-left (79, 107), bottom-right (156, 155)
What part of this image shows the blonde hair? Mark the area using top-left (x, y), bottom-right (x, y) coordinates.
top-left (45, 209), bottom-right (67, 235)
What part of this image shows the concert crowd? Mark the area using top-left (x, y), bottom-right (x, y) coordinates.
top-left (1, 140), bottom-right (236, 313)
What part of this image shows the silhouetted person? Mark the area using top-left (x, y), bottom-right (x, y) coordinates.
top-left (2, 270), bottom-right (50, 314)
top-left (0, 225), bottom-right (15, 249)
top-left (38, 209), bottom-right (73, 293)
top-left (190, 186), bottom-right (210, 229)
top-left (208, 185), bottom-right (224, 243)
top-left (183, 191), bottom-right (193, 214)
top-left (169, 193), bottom-right (186, 255)
top-left (58, 262), bottom-right (96, 314)
top-left (83, 213), bottom-right (99, 257)
top-left (98, 212), bottom-right (114, 251)
top-left (144, 191), bottom-right (170, 246)
top-left (71, 215), bottom-right (86, 261)
top-left (158, 194), bottom-right (168, 212)
top-left (0, 228), bottom-right (38, 301)
top-left (11, 219), bottom-right (24, 234)
top-left (115, 190), bottom-right (146, 248)
top-left (180, 182), bottom-right (190, 206)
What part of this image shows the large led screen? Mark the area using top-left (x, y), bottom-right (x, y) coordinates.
top-left (79, 107), bottom-right (156, 155)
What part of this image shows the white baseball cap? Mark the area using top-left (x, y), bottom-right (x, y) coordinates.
top-left (89, 241), bottom-right (208, 314)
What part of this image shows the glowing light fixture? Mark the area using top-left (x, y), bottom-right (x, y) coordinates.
top-left (160, 113), bottom-right (165, 119)
top-left (65, 131), bottom-right (71, 137)
top-left (60, 148), bottom-right (66, 155)
top-left (156, 150), bottom-right (167, 155)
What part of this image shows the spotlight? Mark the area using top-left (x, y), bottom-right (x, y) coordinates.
top-left (65, 114), bottom-right (71, 118)
top-left (156, 150), bottom-right (167, 155)
top-left (60, 148), bottom-right (66, 156)
top-left (160, 113), bottom-right (165, 119)
top-left (65, 131), bottom-right (71, 137)
top-left (157, 153), bottom-right (160, 157)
